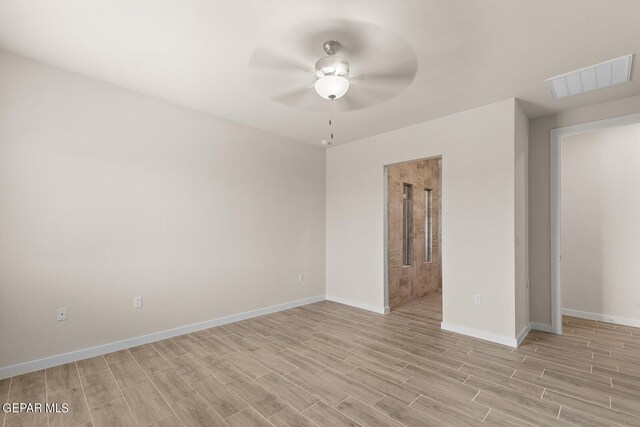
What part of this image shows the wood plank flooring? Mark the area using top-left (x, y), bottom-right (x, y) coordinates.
top-left (2, 293), bottom-right (640, 426)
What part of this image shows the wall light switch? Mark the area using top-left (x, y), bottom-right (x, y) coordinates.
top-left (298, 273), bottom-right (304, 283)
top-left (57, 307), bottom-right (68, 321)
top-left (133, 296), bottom-right (143, 309)
top-left (474, 294), bottom-right (482, 305)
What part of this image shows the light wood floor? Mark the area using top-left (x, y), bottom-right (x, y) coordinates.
top-left (2, 293), bottom-right (640, 427)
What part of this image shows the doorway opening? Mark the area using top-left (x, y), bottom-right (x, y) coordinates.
top-left (385, 156), bottom-right (442, 316)
top-left (550, 113), bottom-right (640, 334)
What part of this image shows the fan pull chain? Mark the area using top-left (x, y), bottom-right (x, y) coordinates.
top-left (330, 118), bottom-right (334, 142)
top-left (322, 117), bottom-right (334, 146)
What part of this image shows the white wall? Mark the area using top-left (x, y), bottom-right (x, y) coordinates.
top-left (515, 101), bottom-right (529, 337)
top-left (0, 51), bottom-right (326, 369)
top-left (326, 98), bottom-right (524, 345)
top-left (561, 123), bottom-right (640, 324)
top-left (528, 94), bottom-right (640, 326)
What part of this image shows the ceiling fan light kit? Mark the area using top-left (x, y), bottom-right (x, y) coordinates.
top-left (248, 18), bottom-right (418, 118)
top-left (315, 75), bottom-right (349, 100)
top-left (314, 40), bottom-right (350, 100)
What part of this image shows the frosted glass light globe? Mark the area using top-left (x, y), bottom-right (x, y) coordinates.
top-left (314, 75), bottom-right (350, 100)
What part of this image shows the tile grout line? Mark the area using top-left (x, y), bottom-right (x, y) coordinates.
top-left (328, 395), bottom-right (368, 427)
top-left (370, 394), bottom-right (387, 407)
top-left (407, 394), bottom-right (421, 406)
top-left (143, 414), bottom-right (175, 427)
top-left (482, 408), bottom-right (491, 423)
top-left (173, 345), bottom-right (256, 425)
top-left (266, 404), bottom-right (291, 420)
top-left (76, 361), bottom-right (97, 427)
top-left (43, 369), bottom-right (49, 427)
top-left (145, 343), bottom-right (208, 427)
top-left (2, 377), bottom-right (12, 427)
top-left (104, 355), bottom-right (140, 426)
top-left (127, 348), bottom-right (183, 427)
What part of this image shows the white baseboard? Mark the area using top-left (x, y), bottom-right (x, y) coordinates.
top-left (562, 308), bottom-right (640, 328)
top-left (440, 322), bottom-right (518, 347)
top-left (0, 294), bottom-right (325, 379)
top-left (529, 322), bottom-right (556, 334)
top-left (325, 295), bottom-right (388, 314)
top-left (516, 325), bottom-right (530, 346)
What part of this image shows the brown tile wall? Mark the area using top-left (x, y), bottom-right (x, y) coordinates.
top-left (387, 158), bottom-right (441, 310)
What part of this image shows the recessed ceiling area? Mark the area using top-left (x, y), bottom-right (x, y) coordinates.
top-left (0, 0), bottom-right (639, 145)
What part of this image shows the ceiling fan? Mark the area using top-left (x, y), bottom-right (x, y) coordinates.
top-left (248, 19), bottom-right (418, 113)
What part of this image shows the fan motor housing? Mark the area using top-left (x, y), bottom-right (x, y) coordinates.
top-left (315, 55), bottom-right (350, 79)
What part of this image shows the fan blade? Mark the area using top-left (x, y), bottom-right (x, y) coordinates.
top-left (342, 64), bottom-right (417, 110)
top-left (249, 46), bottom-right (311, 73)
top-left (351, 70), bottom-right (417, 88)
top-left (272, 86), bottom-right (318, 107)
top-left (330, 93), bottom-right (366, 113)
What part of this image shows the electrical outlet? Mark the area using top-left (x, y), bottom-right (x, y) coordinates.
top-left (474, 294), bottom-right (482, 305)
top-left (133, 296), bottom-right (143, 309)
top-left (298, 273), bottom-right (304, 283)
top-left (57, 307), bottom-right (68, 321)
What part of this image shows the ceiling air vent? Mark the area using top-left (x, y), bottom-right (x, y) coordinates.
top-left (546, 54), bottom-right (633, 99)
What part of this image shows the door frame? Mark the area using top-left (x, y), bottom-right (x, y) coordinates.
top-left (383, 155), bottom-right (443, 311)
top-left (550, 112), bottom-right (640, 335)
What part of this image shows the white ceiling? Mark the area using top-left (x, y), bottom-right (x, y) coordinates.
top-left (1, 0), bottom-right (639, 146)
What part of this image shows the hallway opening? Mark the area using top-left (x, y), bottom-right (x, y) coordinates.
top-left (385, 157), bottom-right (442, 312)
top-left (550, 113), bottom-right (640, 333)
